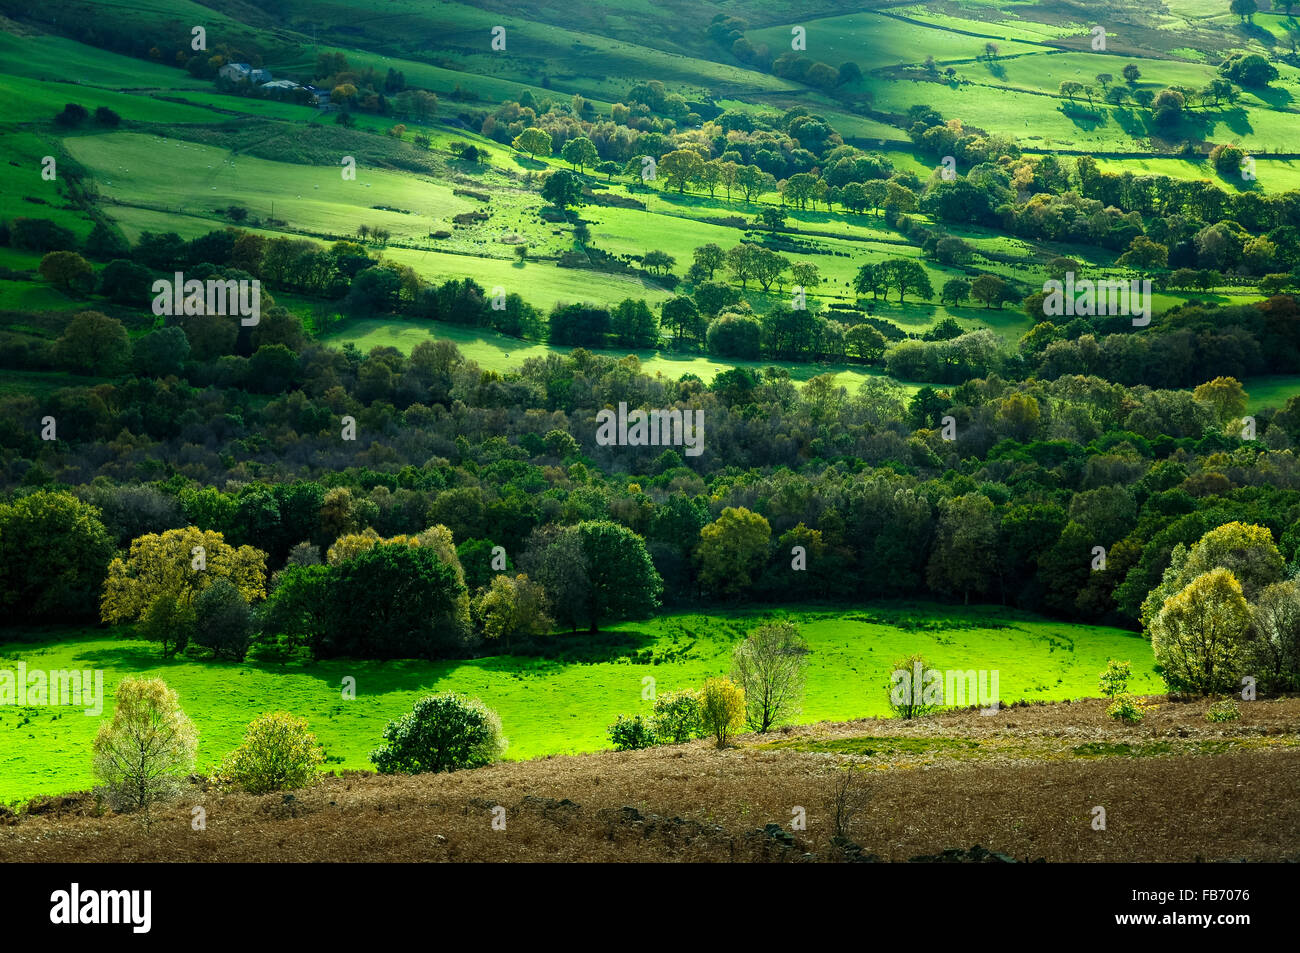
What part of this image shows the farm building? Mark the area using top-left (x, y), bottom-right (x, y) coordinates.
top-left (217, 63), bottom-right (272, 84)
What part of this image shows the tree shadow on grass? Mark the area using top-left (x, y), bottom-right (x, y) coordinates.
top-left (496, 627), bottom-right (659, 665)
top-left (1238, 22), bottom-right (1277, 48)
top-left (1213, 106), bottom-right (1254, 139)
top-left (1250, 84), bottom-right (1294, 110)
top-left (63, 642), bottom-right (179, 673)
top-left (1111, 106), bottom-right (1148, 140)
top-left (1059, 104), bottom-right (1107, 132)
top-left (650, 189), bottom-right (750, 216)
top-left (66, 627), bottom-right (661, 688)
top-left (58, 638), bottom-right (459, 694)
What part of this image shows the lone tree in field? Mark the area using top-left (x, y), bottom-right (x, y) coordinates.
top-left (560, 136), bottom-right (598, 173)
top-left (699, 677), bottom-right (746, 748)
top-left (888, 653), bottom-right (944, 720)
top-left (758, 206), bottom-right (788, 232)
top-left (791, 261), bottom-right (821, 293)
top-left (642, 249), bottom-right (676, 275)
top-left (970, 273), bottom-right (1009, 309)
top-left (39, 250), bottom-right (94, 293)
top-left (693, 242), bottom-right (725, 279)
top-left (541, 169), bottom-right (585, 211)
top-left (730, 621), bottom-right (809, 732)
top-left (882, 258), bottom-right (933, 303)
top-left (941, 277), bottom-right (972, 306)
top-left (92, 676), bottom-right (199, 818)
top-left (658, 148), bottom-right (705, 192)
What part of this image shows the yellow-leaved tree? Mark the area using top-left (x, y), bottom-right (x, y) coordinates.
top-left (1140, 521), bottom-right (1284, 629)
top-left (699, 677), bottom-right (746, 748)
top-left (325, 526), bottom-right (383, 565)
top-left (1149, 567), bottom-right (1252, 695)
top-left (92, 676), bottom-right (199, 818)
top-left (472, 573), bottom-right (552, 651)
top-left (101, 527), bottom-right (267, 656)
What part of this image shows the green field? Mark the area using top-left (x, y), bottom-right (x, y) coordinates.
top-left (322, 317), bottom-right (928, 392)
top-left (1245, 375), bottom-right (1300, 412)
top-left (0, 604), bottom-right (1163, 803)
top-left (747, 11), bottom-right (1046, 72)
top-left (64, 132), bottom-right (478, 244)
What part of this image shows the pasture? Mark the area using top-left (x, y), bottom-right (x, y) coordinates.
top-left (0, 604), bottom-right (1162, 803)
top-left (321, 316), bottom-right (929, 391)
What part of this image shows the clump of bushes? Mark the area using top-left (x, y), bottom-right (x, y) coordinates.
top-left (1099, 658), bottom-right (1146, 722)
top-left (370, 693), bottom-right (506, 774)
top-left (1106, 694), bottom-right (1148, 723)
top-left (1205, 699), bottom-right (1241, 723)
top-left (651, 690), bottom-right (702, 743)
top-left (606, 680), bottom-right (736, 752)
top-left (218, 711), bottom-right (325, 793)
top-left (607, 713), bottom-right (656, 750)
top-left (607, 690), bottom-right (702, 750)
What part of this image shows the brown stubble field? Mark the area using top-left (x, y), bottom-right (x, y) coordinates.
top-left (3, 697), bottom-right (1298, 862)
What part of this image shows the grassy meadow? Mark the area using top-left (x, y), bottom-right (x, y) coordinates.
top-left (0, 604), bottom-right (1162, 803)
top-left (321, 316), bottom-right (927, 391)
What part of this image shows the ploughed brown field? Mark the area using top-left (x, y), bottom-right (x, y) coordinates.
top-left (3, 697), bottom-right (1298, 863)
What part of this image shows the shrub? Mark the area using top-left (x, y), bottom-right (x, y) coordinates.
top-left (887, 653), bottom-right (943, 719)
top-left (54, 102), bottom-right (89, 127)
top-left (651, 690), bottom-right (702, 743)
top-left (1106, 694), bottom-right (1147, 723)
top-left (1205, 699), bottom-right (1241, 723)
top-left (607, 713), bottom-right (656, 750)
top-left (9, 217), bottom-right (77, 253)
top-left (219, 711), bottom-right (325, 793)
top-left (370, 693), bottom-right (506, 774)
top-left (1098, 659), bottom-right (1131, 699)
top-left (92, 677), bottom-right (198, 816)
top-left (699, 677), bottom-right (746, 748)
